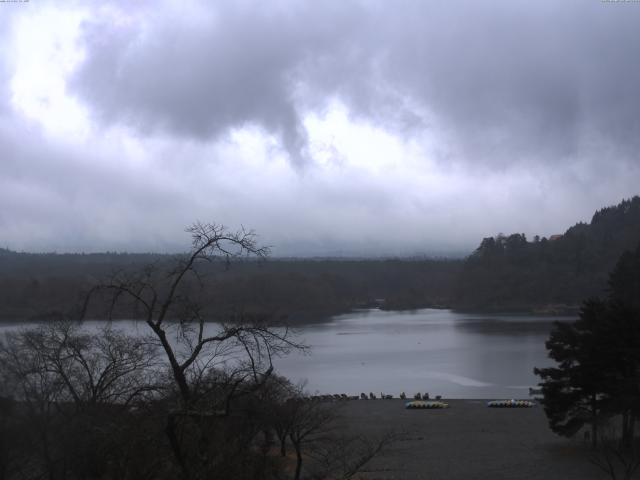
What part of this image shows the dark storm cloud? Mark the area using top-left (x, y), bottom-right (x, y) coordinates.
top-left (70, 0), bottom-right (640, 169)
top-left (70, 1), bottom-right (367, 165)
top-left (302, 0), bottom-right (640, 168)
top-left (3, 1), bottom-right (640, 255)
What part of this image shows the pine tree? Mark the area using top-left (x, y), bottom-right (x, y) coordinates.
top-left (535, 242), bottom-right (640, 447)
top-left (534, 299), bottom-right (612, 446)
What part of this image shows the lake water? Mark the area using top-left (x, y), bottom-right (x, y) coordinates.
top-left (0, 308), bottom-right (572, 399)
top-left (275, 308), bottom-right (570, 398)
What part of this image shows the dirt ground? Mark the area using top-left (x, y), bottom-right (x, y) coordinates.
top-left (335, 399), bottom-right (609, 480)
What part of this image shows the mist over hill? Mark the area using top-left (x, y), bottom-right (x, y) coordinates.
top-left (1, 196), bottom-right (639, 322)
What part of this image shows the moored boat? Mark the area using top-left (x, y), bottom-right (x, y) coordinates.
top-left (487, 399), bottom-right (535, 408)
top-left (405, 400), bottom-right (449, 409)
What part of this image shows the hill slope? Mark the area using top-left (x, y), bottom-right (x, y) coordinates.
top-left (453, 196), bottom-right (640, 312)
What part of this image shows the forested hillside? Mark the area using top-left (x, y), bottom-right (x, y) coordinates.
top-left (453, 196), bottom-right (640, 312)
top-left (2, 197), bottom-right (639, 321)
top-left (0, 251), bottom-right (460, 323)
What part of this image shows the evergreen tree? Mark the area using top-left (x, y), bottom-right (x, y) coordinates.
top-left (535, 242), bottom-right (640, 447)
top-left (609, 243), bottom-right (640, 310)
top-left (534, 299), bottom-right (612, 446)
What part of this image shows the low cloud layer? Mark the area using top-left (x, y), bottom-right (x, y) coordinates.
top-left (1, 1), bottom-right (639, 256)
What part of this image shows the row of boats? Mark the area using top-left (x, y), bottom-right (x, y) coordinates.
top-left (405, 399), bottom-right (536, 409)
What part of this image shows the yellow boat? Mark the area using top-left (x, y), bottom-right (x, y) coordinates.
top-left (487, 399), bottom-right (535, 408)
top-left (405, 400), bottom-right (449, 409)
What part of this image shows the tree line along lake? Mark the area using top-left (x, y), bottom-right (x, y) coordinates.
top-left (0, 308), bottom-right (571, 399)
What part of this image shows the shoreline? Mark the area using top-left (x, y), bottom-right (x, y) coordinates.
top-left (0, 303), bottom-right (581, 325)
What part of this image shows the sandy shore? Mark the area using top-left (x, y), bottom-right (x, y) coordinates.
top-left (335, 399), bottom-right (607, 480)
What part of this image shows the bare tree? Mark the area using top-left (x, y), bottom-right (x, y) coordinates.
top-left (0, 321), bottom-right (163, 480)
top-left (81, 222), bottom-right (305, 479)
top-left (287, 399), bottom-right (338, 480)
top-left (273, 395), bottom-right (399, 480)
top-left (308, 431), bottom-right (400, 480)
top-left (590, 422), bottom-right (640, 480)
top-left (82, 223), bottom-right (301, 404)
top-left (0, 223), bottom-right (396, 480)
top-left (3, 322), bottom-right (160, 408)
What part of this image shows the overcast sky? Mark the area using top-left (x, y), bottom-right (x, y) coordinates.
top-left (1, 0), bottom-right (639, 256)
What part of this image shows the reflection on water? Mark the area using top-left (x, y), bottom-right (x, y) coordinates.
top-left (0, 309), bottom-right (574, 398)
top-left (275, 308), bottom-right (573, 398)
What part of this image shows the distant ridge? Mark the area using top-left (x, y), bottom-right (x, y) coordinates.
top-left (2, 197), bottom-right (639, 322)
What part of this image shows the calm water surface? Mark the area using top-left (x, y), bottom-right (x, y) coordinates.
top-left (0, 309), bottom-right (572, 398)
top-left (276, 308), bottom-right (571, 398)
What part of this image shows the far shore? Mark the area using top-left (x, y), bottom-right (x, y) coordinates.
top-left (0, 302), bottom-right (582, 325)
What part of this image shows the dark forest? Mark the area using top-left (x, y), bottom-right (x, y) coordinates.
top-left (2, 197), bottom-right (639, 323)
